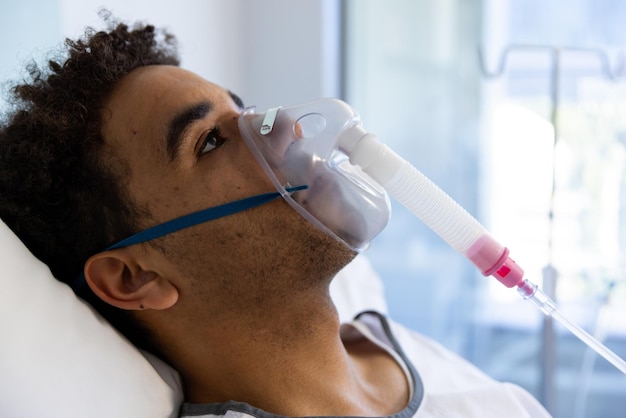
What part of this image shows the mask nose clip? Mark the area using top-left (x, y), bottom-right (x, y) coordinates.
top-left (260, 106), bottom-right (282, 135)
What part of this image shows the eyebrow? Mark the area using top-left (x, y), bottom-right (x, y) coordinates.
top-left (228, 90), bottom-right (245, 110)
top-left (166, 101), bottom-right (212, 161)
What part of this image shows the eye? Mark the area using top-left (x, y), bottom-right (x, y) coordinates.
top-left (198, 127), bottom-right (226, 155)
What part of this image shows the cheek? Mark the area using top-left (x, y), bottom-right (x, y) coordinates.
top-left (149, 181), bottom-right (216, 223)
top-left (130, 141), bottom-right (275, 225)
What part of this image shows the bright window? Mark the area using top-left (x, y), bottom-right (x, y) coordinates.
top-left (344, 1), bottom-right (626, 416)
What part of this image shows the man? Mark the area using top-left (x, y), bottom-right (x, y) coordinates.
top-left (0, 18), bottom-right (550, 417)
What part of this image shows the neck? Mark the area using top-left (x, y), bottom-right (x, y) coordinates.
top-left (157, 287), bottom-right (408, 416)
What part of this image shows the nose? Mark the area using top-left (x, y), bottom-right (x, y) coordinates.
top-left (239, 110), bottom-right (303, 167)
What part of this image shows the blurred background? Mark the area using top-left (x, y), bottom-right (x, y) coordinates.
top-left (2, 1), bottom-right (625, 416)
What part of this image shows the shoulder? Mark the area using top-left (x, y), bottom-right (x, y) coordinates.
top-left (352, 312), bottom-right (551, 418)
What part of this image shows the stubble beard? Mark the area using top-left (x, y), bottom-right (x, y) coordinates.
top-left (154, 201), bottom-right (357, 316)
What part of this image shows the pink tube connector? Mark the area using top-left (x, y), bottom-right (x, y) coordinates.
top-left (465, 234), bottom-right (525, 288)
top-left (346, 133), bottom-right (525, 288)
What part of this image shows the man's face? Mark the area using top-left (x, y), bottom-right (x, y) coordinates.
top-left (100, 65), bottom-right (355, 308)
top-left (102, 65), bottom-right (269, 224)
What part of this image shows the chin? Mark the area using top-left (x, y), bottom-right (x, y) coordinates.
top-left (300, 221), bottom-right (358, 281)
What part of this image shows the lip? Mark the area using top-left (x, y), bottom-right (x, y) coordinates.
top-left (290, 161), bottom-right (333, 205)
top-left (293, 168), bottom-right (349, 219)
top-left (291, 170), bottom-right (368, 248)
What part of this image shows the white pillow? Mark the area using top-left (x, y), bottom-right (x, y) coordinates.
top-left (0, 219), bottom-right (183, 418)
top-left (0, 217), bottom-right (387, 417)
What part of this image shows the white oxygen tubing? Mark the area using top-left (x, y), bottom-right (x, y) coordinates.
top-left (348, 133), bottom-right (487, 254)
top-left (347, 132), bottom-right (626, 375)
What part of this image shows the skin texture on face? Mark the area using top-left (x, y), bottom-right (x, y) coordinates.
top-left (89, 63), bottom-right (355, 347)
top-left (86, 65), bottom-right (409, 415)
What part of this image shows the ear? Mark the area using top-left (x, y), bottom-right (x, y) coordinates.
top-left (84, 249), bottom-right (179, 311)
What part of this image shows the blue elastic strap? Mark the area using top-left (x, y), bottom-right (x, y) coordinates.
top-left (71, 185), bottom-right (308, 291)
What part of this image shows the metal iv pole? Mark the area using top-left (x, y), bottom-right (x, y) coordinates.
top-left (478, 44), bottom-right (625, 415)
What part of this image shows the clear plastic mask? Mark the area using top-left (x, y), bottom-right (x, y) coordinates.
top-left (238, 98), bottom-right (391, 251)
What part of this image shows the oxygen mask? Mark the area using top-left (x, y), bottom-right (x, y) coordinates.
top-left (238, 98), bottom-right (391, 251)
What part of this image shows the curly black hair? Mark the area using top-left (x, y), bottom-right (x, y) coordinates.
top-left (0, 15), bottom-right (179, 351)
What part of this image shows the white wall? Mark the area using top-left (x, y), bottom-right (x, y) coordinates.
top-left (1, 0), bottom-right (340, 111)
top-left (56, 0), bottom-right (245, 92)
top-left (0, 1), bottom-right (63, 89)
top-left (238, 0), bottom-right (341, 109)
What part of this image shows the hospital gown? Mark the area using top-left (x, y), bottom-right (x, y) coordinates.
top-left (179, 311), bottom-right (551, 418)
